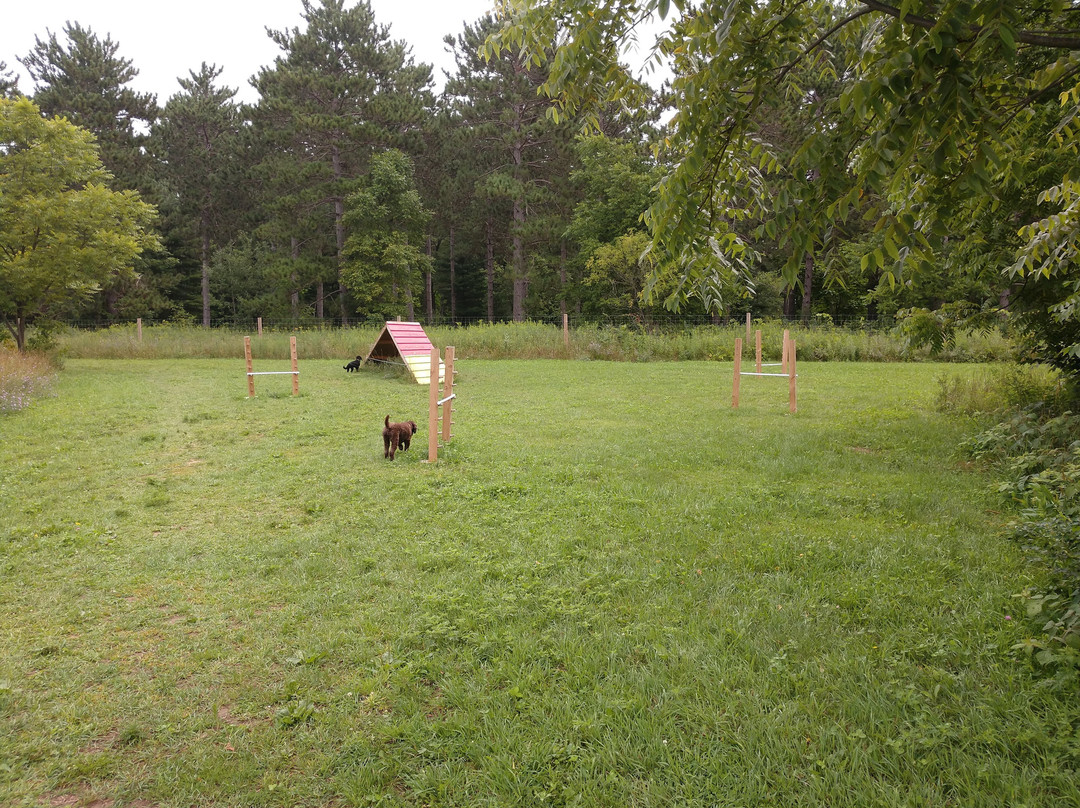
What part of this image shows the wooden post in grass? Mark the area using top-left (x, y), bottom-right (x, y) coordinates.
top-left (136, 317), bottom-right (142, 342)
top-left (257, 317), bottom-right (263, 337)
top-left (746, 312), bottom-right (751, 343)
top-left (244, 336), bottom-right (255, 397)
top-left (788, 336), bottom-right (797, 413)
top-left (755, 329), bottom-right (762, 374)
top-left (442, 346), bottom-right (455, 443)
top-left (290, 336), bottom-right (299, 396)
top-left (732, 338), bottom-right (742, 408)
top-left (428, 347), bottom-right (440, 462)
top-left (781, 329), bottom-right (790, 374)
top-left (563, 312), bottom-right (569, 351)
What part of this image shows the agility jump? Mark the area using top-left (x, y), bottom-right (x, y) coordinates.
top-left (732, 329), bottom-right (797, 412)
top-left (425, 346), bottom-right (455, 463)
top-left (244, 335), bottom-right (299, 397)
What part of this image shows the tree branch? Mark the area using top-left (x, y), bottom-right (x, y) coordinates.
top-left (860, 0), bottom-right (1080, 49)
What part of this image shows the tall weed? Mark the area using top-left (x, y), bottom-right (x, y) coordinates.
top-left (58, 320), bottom-right (1016, 363)
top-left (0, 349), bottom-right (57, 413)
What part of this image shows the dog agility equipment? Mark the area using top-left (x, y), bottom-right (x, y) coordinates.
top-left (425, 346), bottom-right (455, 463)
top-left (732, 329), bottom-right (797, 412)
top-left (363, 321), bottom-right (445, 385)
top-left (244, 335), bottom-right (299, 397)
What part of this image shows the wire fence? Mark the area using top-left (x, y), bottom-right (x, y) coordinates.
top-left (62, 312), bottom-right (901, 334)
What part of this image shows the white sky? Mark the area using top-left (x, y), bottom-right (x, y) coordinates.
top-left (0, 0), bottom-right (503, 104)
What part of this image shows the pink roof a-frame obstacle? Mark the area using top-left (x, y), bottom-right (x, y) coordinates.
top-left (362, 321), bottom-right (444, 385)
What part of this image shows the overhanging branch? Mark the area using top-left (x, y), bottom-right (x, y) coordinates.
top-left (860, 0), bottom-right (1080, 49)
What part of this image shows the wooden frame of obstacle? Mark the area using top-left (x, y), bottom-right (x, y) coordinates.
top-left (425, 345), bottom-right (456, 463)
top-left (244, 335), bottom-right (299, 397)
top-left (732, 329), bottom-right (797, 412)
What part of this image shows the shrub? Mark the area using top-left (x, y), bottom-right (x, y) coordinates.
top-left (965, 404), bottom-right (1080, 676)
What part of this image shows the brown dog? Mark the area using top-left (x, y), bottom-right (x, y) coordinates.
top-left (383, 415), bottom-right (417, 460)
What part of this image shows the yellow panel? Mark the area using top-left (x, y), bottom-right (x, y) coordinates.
top-left (404, 355), bottom-right (444, 385)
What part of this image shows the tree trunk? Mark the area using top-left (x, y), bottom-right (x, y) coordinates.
top-left (290, 237), bottom-right (300, 321)
top-left (201, 214), bottom-right (212, 328)
top-left (10, 315), bottom-right (26, 352)
top-left (486, 217), bottom-right (495, 324)
top-left (559, 239), bottom-right (567, 321)
top-left (425, 234), bottom-right (433, 323)
top-left (405, 285), bottom-right (415, 321)
top-left (331, 144), bottom-right (348, 327)
top-left (801, 251), bottom-right (813, 325)
top-left (449, 224), bottom-right (457, 322)
top-left (512, 195), bottom-right (526, 322)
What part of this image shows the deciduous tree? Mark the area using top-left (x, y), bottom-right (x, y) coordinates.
top-left (0, 98), bottom-right (158, 350)
top-left (489, 1), bottom-right (1080, 365)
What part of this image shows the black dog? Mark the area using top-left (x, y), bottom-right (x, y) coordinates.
top-left (344, 356), bottom-right (362, 372)
top-left (383, 415), bottom-right (417, 460)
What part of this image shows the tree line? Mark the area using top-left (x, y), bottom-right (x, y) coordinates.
top-left (4, 0), bottom-right (1073, 365)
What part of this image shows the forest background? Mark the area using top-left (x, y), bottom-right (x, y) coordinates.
top-left (2, 0), bottom-right (1043, 348)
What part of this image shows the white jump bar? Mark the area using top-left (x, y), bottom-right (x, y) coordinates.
top-left (741, 372), bottom-right (797, 377)
top-left (437, 393), bottom-right (456, 406)
top-left (247, 371), bottom-right (299, 376)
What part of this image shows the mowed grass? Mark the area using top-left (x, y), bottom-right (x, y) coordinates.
top-left (0, 359), bottom-right (1075, 807)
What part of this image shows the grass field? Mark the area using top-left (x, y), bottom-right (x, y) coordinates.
top-left (1, 358), bottom-right (1077, 807)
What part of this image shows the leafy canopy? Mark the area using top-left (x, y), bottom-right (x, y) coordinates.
top-left (488, 1), bottom-right (1080, 357)
top-left (0, 97), bottom-right (159, 349)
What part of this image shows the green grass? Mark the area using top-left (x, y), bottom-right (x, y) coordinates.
top-left (1, 359), bottom-right (1075, 807)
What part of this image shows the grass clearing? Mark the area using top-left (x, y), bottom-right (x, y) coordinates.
top-left (1, 358), bottom-right (1076, 807)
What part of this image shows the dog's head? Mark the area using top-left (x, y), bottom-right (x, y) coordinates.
top-left (408, 421), bottom-right (417, 435)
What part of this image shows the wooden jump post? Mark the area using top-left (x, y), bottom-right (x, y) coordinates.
top-left (426, 345), bottom-right (456, 463)
top-left (244, 335), bottom-right (299, 397)
top-left (733, 332), bottom-right (797, 412)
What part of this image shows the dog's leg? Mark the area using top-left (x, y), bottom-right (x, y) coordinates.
top-left (384, 434), bottom-right (391, 458)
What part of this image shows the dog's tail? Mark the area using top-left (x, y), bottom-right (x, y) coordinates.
top-left (385, 415), bottom-right (390, 428)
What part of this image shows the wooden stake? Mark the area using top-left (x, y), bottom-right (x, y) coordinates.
top-left (244, 336), bottom-right (255, 397)
top-left (755, 329), bottom-right (762, 374)
top-left (442, 346), bottom-right (455, 443)
top-left (788, 337), bottom-right (797, 413)
top-left (563, 312), bottom-right (569, 351)
top-left (745, 312), bottom-right (751, 343)
top-left (781, 329), bottom-right (790, 374)
top-left (290, 336), bottom-right (299, 396)
top-left (732, 338), bottom-right (742, 408)
top-left (136, 317), bottom-right (142, 342)
top-left (257, 317), bottom-right (263, 337)
top-left (427, 347), bottom-right (439, 462)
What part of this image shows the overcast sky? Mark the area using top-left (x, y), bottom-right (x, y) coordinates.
top-left (0, 0), bottom-right (504, 104)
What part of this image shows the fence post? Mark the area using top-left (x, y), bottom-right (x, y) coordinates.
top-left (290, 336), bottom-right (299, 396)
top-left (563, 312), bottom-right (569, 351)
top-left (781, 329), bottom-right (790, 374)
top-left (746, 312), bottom-right (751, 344)
top-left (257, 317), bottom-right (263, 337)
top-left (788, 337), bottom-right (797, 413)
top-left (137, 317), bottom-right (142, 342)
top-left (732, 337), bottom-right (742, 409)
top-left (427, 347), bottom-right (440, 462)
top-left (442, 346), bottom-right (455, 444)
top-left (244, 336), bottom-right (255, 397)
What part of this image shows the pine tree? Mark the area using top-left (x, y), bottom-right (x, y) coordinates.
top-left (21, 23), bottom-right (158, 195)
top-left (153, 64), bottom-right (245, 326)
top-left (251, 0), bottom-right (434, 325)
top-left (0, 61), bottom-right (18, 98)
top-left (444, 15), bottom-right (574, 321)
